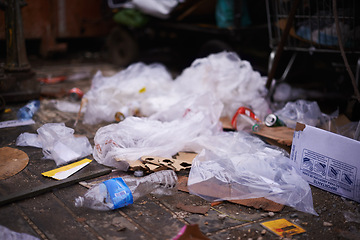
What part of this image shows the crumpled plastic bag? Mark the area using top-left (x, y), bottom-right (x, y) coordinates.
top-left (93, 96), bottom-right (222, 170)
top-left (83, 62), bottom-right (173, 125)
top-left (187, 131), bottom-right (318, 216)
top-left (82, 51), bottom-right (270, 125)
top-left (174, 51), bottom-right (269, 121)
top-left (274, 99), bottom-right (324, 129)
top-left (149, 92), bottom-right (223, 124)
top-left (108, 0), bottom-right (183, 19)
top-left (0, 225), bottom-right (39, 240)
top-left (16, 123), bottom-right (92, 166)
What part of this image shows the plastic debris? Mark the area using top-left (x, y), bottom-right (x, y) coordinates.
top-left (187, 131), bottom-right (318, 216)
top-left (82, 52), bottom-right (269, 125)
top-left (75, 170), bottom-right (177, 210)
top-left (0, 225), bottom-right (39, 240)
top-left (17, 100), bottom-right (40, 120)
top-left (274, 99), bottom-right (324, 129)
top-left (172, 224), bottom-right (210, 240)
top-left (108, 0), bottom-right (183, 19)
top-left (16, 123), bottom-right (92, 166)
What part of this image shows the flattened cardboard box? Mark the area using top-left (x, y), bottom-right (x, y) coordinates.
top-left (290, 123), bottom-right (360, 203)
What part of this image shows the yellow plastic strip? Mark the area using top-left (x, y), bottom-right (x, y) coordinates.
top-left (42, 158), bottom-right (92, 180)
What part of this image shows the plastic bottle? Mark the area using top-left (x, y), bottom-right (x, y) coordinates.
top-left (17, 100), bottom-right (40, 120)
top-left (75, 170), bottom-right (178, 211)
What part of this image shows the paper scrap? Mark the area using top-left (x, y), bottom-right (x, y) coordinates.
top-left (42, 158), bottom-right (92, 180)
top-left (261, 218), bottom-right (306, 237)
top-left (0, 119), bottom-right (35, 129)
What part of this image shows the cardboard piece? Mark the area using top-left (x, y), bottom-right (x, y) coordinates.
top-left (173, 224), bottom-right (210, 240)
top-left (177, 175), bottom-right (284, 212)
top-left (0, 147), bottom-right (29, 180)
top-left (291, 123), bottom-right (360, 203)
top-left (261, 218), bottom-right (306, 237)
top-left (253, 125), bottom-right (294, 146)
top-left (176, 203), bottom-right (210, 215)
top-left (133, 152), bottom-right (197, 172)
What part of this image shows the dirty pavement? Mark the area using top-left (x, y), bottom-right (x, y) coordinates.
top-left (1, 0), bottom-right (360, 240)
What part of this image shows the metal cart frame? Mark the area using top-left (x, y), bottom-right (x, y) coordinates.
top-left (265, 0), bottom-right (360, 98)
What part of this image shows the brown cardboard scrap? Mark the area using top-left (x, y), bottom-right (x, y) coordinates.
top-left (253, 125), bottom-right (294, 146)
top-left (173, 224), bottom-right (210, 240)
top-left (138, 152), bottom-right (197, 172)
top-left (0, 147), bottom-right (29, 180)
top-left (176, 202), bottom-right (210, 215)
top-left (220, 116), bottom-right (233, 130)
top-left (230, 198), bottom-right (284, 212)
top-left (178, 175), bottom-right (284, 212)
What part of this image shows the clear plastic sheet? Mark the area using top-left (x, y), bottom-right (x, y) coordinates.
top-left (274, 99), bottom-right (324, 129)
top-left (174, 51), bottom-right (269, 121)
top-left (93, 109), bottom-right (220, 170)
top-left (187, 131), bottom-right (318, 215)
top-left (0, 225), bottom-right (39, 240)
top-left (16, 123), bottom-right (92, 166)
top-left (82, 52), bottom-right (269, 125)
top-left (83, 62), bottom-right (173, 125)
top-left (108, 0), bottom-right (183, 19)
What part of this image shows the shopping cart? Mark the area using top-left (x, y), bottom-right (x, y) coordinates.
top-left (265, 0), bottom-right (360, 99)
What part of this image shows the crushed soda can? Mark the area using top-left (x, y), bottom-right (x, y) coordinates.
top-left (264, 114), bottom-right (285, 127)
top-left (68, 88), bottom-right (84, 101)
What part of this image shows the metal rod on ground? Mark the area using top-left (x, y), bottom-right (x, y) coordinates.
top-left (0, 168), bottom-right (112, 207)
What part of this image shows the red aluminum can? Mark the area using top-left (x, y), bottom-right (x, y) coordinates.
top-left (69, 87), bottom-right (84, 101)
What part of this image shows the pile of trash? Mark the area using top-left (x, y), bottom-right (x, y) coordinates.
top-left (17, 51), bottom-right (334, 216)
top-left (83, 51), bottom-right (269, 125)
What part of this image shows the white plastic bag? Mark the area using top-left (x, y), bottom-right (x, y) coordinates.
top-left (274, 99), bottom-right (323, 129)
top-left (16, 123), bottom-right (92, 166)
top-left (187, 131), bottom-right (318, 215)
top-left (82, 52), bottom-right (270, 125)
top-left (83, 62), bottom-right (173, 125)
top-left (0, 225), bottom-right (39, 240)
top-left (108, 0), bottom-right (182, 19)
top-left (275, 99), bottom-right (323, 128)
top-left (174, 51), bottom-right (270, 121)
top-left (93, 110), bottom-right (220, 170)
top-left (133, 0), bottom-right (182, 19)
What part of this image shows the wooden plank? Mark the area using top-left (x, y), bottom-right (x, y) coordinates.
top-left (0, 204), bottom-right (42, 239)
top-left (0, 167), bottom-right (111, 207)
top-left (53, 183), bottom-right (153, 240)
top-left (16, 190), bottom-right (100, 240)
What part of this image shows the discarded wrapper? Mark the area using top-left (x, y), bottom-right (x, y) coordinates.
top-left (261, 218), bottom-right (306, 237)
top-left (42, 158), bottom-right (92, 180)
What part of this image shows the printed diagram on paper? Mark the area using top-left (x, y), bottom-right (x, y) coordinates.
top-left (300, 149), bottom-right (357, 199)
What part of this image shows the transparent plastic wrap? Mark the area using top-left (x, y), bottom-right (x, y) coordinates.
top-left (336, 121), bottom-right (360, 140)
top-left (174, 51), bottom-right (270, 121)
top-left (149, 92), bottom-right (223, 124)
top-left (187, 131), bottom-right (318, 215)
top-left (82, 52), bottom-right (270, 125)
top-left (16, 123), bottom-right (92, 166)
top-left (108, 0), bottom-right (183, 19)
top-left (93, 110), bottom-right (219, 170)
top-left (0, 225), bottom-right (40, 240)
top-left (274, 99), bottom-right (324, 129)
top-left (83, 62), bottom-right (173, 125)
